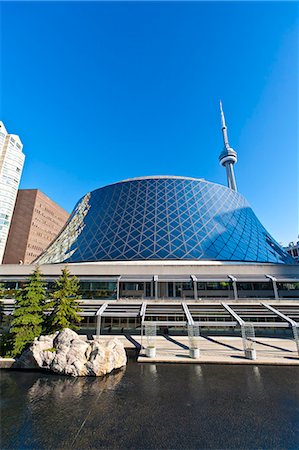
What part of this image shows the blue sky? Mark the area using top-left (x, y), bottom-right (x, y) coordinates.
top-left (1, 1), bottom-right (298, 245)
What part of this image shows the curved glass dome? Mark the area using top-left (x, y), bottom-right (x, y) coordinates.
top-left (36, 176), bottom-right (294, 264)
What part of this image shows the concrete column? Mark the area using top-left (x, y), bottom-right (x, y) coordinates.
top-left (95, 304), bottom-right (108, 336)
top-left (232, 281), bottom-right (238, 300)
top-left (96, 314), bottom-right (102, 336)
top-left (154, 275), bottom-right (158, 300)
top-left (272, 280), bottom-right (279, 300)
top-left (191, 275), bottom-right (198, 300)
top-left (193, 280), bottom-right (198, 300)
top-left (266, 275), bottom-right (279, 300)
top-left (228, 276), bottom-right (238, 300)
top-left (116, 278), bottom-right (120, 300)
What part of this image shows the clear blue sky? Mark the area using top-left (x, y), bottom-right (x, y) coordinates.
top-left (1, 1), bottom-right (298, 245)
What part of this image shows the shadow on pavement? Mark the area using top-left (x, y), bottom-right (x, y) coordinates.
top-left (203, 336), bottom-right (241, 352)
top-left (163, 335), bottom-right (189, 350)
top-left (124, 334), bottom-right (141, 350)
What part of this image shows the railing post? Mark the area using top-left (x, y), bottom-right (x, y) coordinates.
top-left (182, 302), bottom-right (194, 326)
top-left (262, 303), bottom-right (299, 355)
top-left (222, 302), bottom-right (256, 359)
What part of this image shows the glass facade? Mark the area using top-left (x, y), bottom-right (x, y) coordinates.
top-left (236, 282), bottom-right (274, 298)
top-left (0, 279), bottom-right (117, 300)
top-left (35, 176), bottom-right (294, 264)
top-left (2, 278), bottom-right (298, 300)
top-left (78, 281), bottom-right (117, 299)
top-left (277, 282), bottom-right (299, 298)
top-left (198, 282), bottom-right (231, 290)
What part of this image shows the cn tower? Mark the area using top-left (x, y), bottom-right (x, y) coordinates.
top-left (219, 101), bottom-right (238, 191)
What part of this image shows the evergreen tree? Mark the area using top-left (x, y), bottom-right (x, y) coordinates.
top-left (0, 282), bottom-right (5, 299)
top-left (47, 268), bottom-right (81, 333)
top-left (0, 282), bottom-right (5, 313)
top-left (9, 267), bottom-right (46, 357)
top-left (0, 282), bottom-right (5, 333)
top-left (0, 283), bottom-right (11, 357)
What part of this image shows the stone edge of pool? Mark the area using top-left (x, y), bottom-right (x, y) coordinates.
top-left (137, 356), bottom-right (299, 365)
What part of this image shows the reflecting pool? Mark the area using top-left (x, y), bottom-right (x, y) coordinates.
top-left (1, 364), bottom-right (299, 449)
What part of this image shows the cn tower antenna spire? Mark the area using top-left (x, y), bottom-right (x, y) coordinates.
top-left (218, 101), bottom-right (238, 191)
top-left (220, 100), bottom-right (229, 147)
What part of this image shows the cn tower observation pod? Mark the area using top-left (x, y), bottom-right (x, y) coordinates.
top-left (35, 176), bottom-right (293, 265)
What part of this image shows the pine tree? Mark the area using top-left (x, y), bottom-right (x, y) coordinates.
top-left (47, 267), bottom-right (81, 333)
top-left (0, 282), bottom-right (5, 298)
top-left (0, 283), bottom-right (11, 357)
top-left (9, 267), bottom-right (46, 357)
top-left (0, 282), bottom-right (5, 332)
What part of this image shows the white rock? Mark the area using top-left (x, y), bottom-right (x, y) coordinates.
top-left (16, 328), bottom-right (127, 377)
top-left (53, 328), bottom-right (78, 348)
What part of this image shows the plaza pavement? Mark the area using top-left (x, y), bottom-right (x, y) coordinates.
top-left (95, 334), bottom-right (299, 365)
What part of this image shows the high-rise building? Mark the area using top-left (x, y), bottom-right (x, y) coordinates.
top-left (285, 240), bottom-right (299, 263)
top-left (0, 121), bottom-right (25, 263)
top-left (3, 189), bottom-right (69, 264)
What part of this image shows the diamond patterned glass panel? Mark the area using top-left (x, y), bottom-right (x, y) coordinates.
top-left (35, 177), bottom-right (294, 264)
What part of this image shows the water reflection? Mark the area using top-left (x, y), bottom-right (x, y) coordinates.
top-left (243, 365), bottom-right (265, 396)
top-left (194, 365), bottom-right (203, 379)
top-left (1, 368), bottom-right (126, 450)
top-left (27, 367), bottom-right (126, 404)
top-left (27, 368), bottom-right (126, 449)
top-left (1, 364), bottom-right (298, 450)
top-left (253, 366), bottom-right (263, 385)
top-left (147, 364), bottom-right (157, 376)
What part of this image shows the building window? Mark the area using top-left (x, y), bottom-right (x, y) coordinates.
top-left (277, 282), bottom-right (299, 291)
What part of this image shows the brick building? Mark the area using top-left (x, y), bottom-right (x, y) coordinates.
top-left (3, 189), bottom-right (69, 264)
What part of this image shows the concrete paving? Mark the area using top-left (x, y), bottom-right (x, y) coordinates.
top-left (95, 334), bottom-right (299, 365)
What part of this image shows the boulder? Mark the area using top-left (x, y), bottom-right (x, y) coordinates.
top-left (16, 328), bottom-right (127, 377)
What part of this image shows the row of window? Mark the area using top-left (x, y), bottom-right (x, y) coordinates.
top-left (0, 281), bottom-right (117, 300)
top-left (119, 281), bottom-right (285, 292)
top-left (34, 207), bottom-right (68, 224)
top-left (120, 281), bottom-right (232, 292)
top-left (0, 280), bottom-right (298, 299)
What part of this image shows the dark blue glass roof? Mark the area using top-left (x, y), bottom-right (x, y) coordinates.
top-left (36, 176), bottom-right (294, 264)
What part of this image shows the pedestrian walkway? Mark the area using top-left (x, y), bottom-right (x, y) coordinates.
top-left (96, 334), bottom-right (299, 365)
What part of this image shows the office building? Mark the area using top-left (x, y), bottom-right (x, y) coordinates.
top-left (3, 189), bottom-right (69, 264)
top-left (0, 121), bottom-right (25, 263)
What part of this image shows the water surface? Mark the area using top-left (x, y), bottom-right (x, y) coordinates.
top-left (1, 363), bottom-right (298, 449)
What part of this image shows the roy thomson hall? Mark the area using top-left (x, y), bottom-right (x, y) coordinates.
top-left (1, 105), bottom-right (299, 336)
